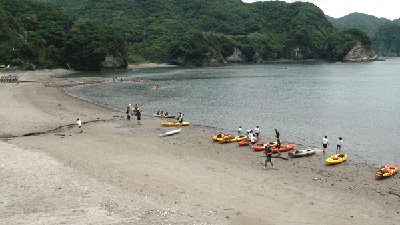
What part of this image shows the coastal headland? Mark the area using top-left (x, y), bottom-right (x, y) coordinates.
top-left (1, 66), bottom-right (399, 224)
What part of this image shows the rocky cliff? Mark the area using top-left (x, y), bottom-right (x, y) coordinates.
top-left (343, 42), bottom-right (382, 62)
top-left (226, 48), bottom-right (247, 63)
top-left (100, 53), bottom-right (128, 69)
top-left (176, 41), bottom-right (384, 67)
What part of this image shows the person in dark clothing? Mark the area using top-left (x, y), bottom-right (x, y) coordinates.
top-left (275, 129), bottom-right (280, 140)
top-left (263, 145), bottom-right (274, 169)
top-left (136, 110), bottom-right (141, 125)
top-left (276, 139), bottom-right (281, 156)
top-left (126, 107), bottom-right (131, 120)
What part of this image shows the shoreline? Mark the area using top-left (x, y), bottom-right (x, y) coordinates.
top-left (1, 65), bottom-right (400, 224)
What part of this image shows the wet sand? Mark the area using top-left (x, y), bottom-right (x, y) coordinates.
top-left (1, 67), bottom-right (400, 224)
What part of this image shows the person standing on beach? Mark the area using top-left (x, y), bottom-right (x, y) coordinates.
top-left (248, 130), bottom-right (254, 141)
top-left (179, 112), bottom-right (184, 121)
top-left (250, 133), bottom-right (257, 146)
top-left (246, 129), bottom-right (251, 137)
top-left (255, 126), bottom-right (260, 138)
top-left (337, 137), bottom-right (343, 154)
top-left (263, 145), bottom-right (274, 169)
top-left (276, 138), bottom-right (281, 156)
top-left (136, 110), bottom-right (141, 125)
top-left (275, 129), bottom-right (280, 140)
top-left (238, 126), bottom-right (242, 136)
top-left (77, 118), bottom-right (83, 133)
top-left (178, 112), bottom-right (184, 126)
top-left (322, 136), bottom-right (329, 153)
top-left (126, 107), bottom-right (131, 120)
top-left (178, 116), bottom-right (182, 126)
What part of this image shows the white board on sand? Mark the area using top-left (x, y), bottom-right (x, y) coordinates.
top-left (159, 129), bottom-right (181, 137)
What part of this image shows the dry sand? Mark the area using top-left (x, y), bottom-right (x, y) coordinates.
top-left (1, 67), bottom-right (400, 224)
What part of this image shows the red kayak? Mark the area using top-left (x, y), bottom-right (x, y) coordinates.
top-left (238, 138), bottom-right (258, 146)
top-left (252, 142), bottom-right (278, 151)
top-left (271, 144), bottom-right (296, 153)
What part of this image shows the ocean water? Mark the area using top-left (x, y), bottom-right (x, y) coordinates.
top-left (64, 58), bottom-right (400, 165)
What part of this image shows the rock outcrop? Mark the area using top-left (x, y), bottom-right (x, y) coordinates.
top-left (226, 47), bottom-right (247, 63)
top-left (205, 54), bottom-right (227, 67)
top-left (174, 41), bottom-right (386, 67)
top-left (100, 53), bottom-right (128, 69)
top-left (343, 42), bottom-right (383, 62)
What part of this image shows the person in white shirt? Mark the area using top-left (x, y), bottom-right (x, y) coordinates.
top-left (322, 136), bottom-right (329, 153)
top-left (250, 134), bottom-right (256, 146)
top-left (77, 118), bottom-right (83, 133)
top-left (255, 126), bottom-right (260, 138)
top-left (248, 130), bottom-right (254, 139)
top-left (336, 137), bottom-right (343, 154)
top-left (238, 126), bottom-right (242, 136)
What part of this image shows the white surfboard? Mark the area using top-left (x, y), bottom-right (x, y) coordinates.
top-left (159, 129), bottom-right (181, 137)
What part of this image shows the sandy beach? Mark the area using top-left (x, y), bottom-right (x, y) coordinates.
top-left (1, 66), bottom-right (400, 224)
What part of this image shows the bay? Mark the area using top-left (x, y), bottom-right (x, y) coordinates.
top-left (64, 58), bottom-right (400, 165)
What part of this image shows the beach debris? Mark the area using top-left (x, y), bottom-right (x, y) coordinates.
top-left (389, 190), bottom-right (400, 198)
top-left (99, 200), bottom-right (116, 216)
top-left (0, 75), bottom-right (19, 83)
top-left (135, 208), bottom-right (176, 222)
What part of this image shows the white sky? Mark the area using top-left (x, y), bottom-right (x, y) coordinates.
top-left (242, 0), bottom-right (400, 20)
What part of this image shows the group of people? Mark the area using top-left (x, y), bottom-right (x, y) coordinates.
top-left (126, 104), bottom-right (141, 125)
top-left (156, 110), bottom-right (170, 117)
top-left (238, 126), bottom-right (281, 169)
top-left (322, 136), bottom-right (343, 154)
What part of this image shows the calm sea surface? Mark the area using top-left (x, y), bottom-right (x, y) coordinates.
top-left (64, 58), bottom-right (400, 165)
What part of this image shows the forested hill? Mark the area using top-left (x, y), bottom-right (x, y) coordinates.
top-left (327, 13), bottom-right (400, 56)
top-left (0, 0), bottom-right (126, 70)
top-left (38, 0), bottom-right (333, 41)
top-left (326, 13), bottom-right (394, 35)
top-left (36, 0), bottom-right (370, 65)
top-left (373, 23), bottom-right (400, 56)
top-left (1, 0), bottom-right (373, 70)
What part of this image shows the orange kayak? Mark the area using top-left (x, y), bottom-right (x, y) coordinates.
top-left (238, 138), bottom-right (258, 146)
top-left (252, 142), bottom-right (278, 151)
top-left (376, 165), bottom-right (398, 179)
top-left (271, 144), bottom-right (296, 153)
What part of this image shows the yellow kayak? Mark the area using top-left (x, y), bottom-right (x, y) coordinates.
top-left (161, 122), bottom-right (190, 126)
top-left (219, 135), bottom-right (247, 143)
top-left (376, 165), bottom-right (398, 179)
top-left (325, 154), bottom-right (347, 165)
top-left (212, 133), bottom-right (231, 142)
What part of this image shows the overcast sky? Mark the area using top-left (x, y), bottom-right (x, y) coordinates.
top-left (242, 0), bottom-right (400, 20)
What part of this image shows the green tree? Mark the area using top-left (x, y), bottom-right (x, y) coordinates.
top-left (65, 19), bottom-right (127, 70)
